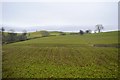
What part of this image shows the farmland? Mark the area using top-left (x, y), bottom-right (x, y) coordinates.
top-left (2, 31), bottom-right (119, 78)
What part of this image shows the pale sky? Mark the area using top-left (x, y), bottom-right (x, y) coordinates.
top-left (0, 0), bottom-right (119, 32)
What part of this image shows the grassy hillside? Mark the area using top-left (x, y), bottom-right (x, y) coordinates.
top-left (12, 31), bottom-right (119, 46)
top-left (27, 31), bottom-right (42, 39)
top-left (27, 31), bottom-right (64, 39)
top-left (49, 31), bottom-right (63, 36)
top-left (2, 31), bottom-right (119, 78)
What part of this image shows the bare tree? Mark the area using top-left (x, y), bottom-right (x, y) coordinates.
top-left (95, 24), bottom-right (104, 33)
top-left (0, 27), bottom-right (5, 36)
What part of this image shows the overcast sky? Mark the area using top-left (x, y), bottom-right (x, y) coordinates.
top-left (0, 1), bottom-right (119, 32)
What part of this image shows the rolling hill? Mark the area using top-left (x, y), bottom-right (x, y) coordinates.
top-left (2, 31), bottom-right (119, 78)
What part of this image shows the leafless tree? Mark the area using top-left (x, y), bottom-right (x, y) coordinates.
top-left (95, 24), bottom-right (104, 33)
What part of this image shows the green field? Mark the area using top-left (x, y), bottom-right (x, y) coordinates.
top-left (2, 31), bottom-right (119, 78)
top-left (27, 31), bottom-right (63, 39)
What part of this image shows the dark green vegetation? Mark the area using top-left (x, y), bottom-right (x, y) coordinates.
top-left (2, 30), bottom-right (51, 44)
top-left (2, 31), bottom-right (119, 78)
top-left (2, 32), bottom-right (27, 44)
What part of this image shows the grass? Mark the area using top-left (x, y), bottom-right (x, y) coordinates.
top-left (11, 31), bottom-right (119, 46)
top-left (27, 31), bottom-right (42, 39)
top-left (49, 31), bottom-right (63, 36)
top-left (2, 31), bottom-right (119, 78)
top-left (27, 31), bottom-right (63, 39)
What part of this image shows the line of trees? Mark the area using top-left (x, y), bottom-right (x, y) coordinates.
top-left (0, 27), bottom-right (27, 44)
top-left (79, 24), bottom-right (104, 35)
top-left (0, 24), bottom-right (104, 44)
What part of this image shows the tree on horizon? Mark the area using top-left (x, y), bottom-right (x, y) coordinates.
top-left (95, 24), bottom-right (104, 33)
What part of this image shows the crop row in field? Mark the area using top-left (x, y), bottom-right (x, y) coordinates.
top-left (2, 45), bottom-right (118, 78)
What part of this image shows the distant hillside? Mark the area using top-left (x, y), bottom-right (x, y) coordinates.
top-left (27, 31), bottom-right (42, 39)
top-left (9, 30), bottom-right (119, 47)
top-left (49, 31), bottom-right (63, 36)
top-left (4, 31), bottom-right (119, 43)
top-left (27, 31), bottom-right (66, 39)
